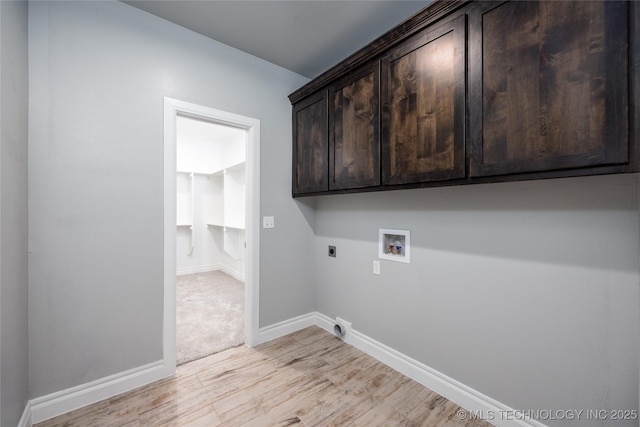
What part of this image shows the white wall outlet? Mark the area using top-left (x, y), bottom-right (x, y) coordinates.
top-left (263, 216), bottom-right (275, 229)
top-left (373, 260), bottom-right (380, 275)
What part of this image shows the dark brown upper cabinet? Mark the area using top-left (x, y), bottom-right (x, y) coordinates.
top-left (468, 0), bottom-right (630, 177)
top-left (289, 0), bottom-right (638, 197)
top-left (329, 63), bottom-right (380, 190)
top-left (292, 91), bottom-right (328, 195)
top-left (381, 14), bottom-right (466, 185)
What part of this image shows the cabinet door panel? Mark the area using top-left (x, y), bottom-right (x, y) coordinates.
top-left (470, 0), bottom-right (629, 177)
top-left (329, 65), bottom-right (380, 190)
top-left (293, 92), bottom-right (328, 195)
top-left (382, 14), bottom-right (466, 185)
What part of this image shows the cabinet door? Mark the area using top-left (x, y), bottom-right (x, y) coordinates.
top-left (329, 64), bottom-right (380, 190)
top-left (292, 91), bottom-right (328, 195)
top-left (469, 1), bottom-right (629, 177)
top-left (381, 14), bottom-right (466, 186)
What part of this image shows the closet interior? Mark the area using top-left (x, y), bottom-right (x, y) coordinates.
top-left (176, 115), bottom-right (246, 281)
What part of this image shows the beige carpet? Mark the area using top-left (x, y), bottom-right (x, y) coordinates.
top-left (176, 270), bottom-right (244, 366)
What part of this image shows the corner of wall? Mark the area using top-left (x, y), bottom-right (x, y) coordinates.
top-left (1, 0), bottom-right (30, 425)
top-left (258, 312), bottom-right (545, 427)
top-left (17, 401), bottom-right (32, 427)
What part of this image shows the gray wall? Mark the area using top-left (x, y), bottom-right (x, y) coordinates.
top-left (28, 0), bottom-right (311, 398)
top-left (0, 0), bottom-right (30, 425)
top-left (26, 1), bottom-right (639, 423)
top-left (313, 174), bottom-right (639, 426)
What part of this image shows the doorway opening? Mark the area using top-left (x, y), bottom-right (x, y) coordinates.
top-left (176, 117), bottom-right (246, 365)
top-left (163, 98), bottom-right (260, 373)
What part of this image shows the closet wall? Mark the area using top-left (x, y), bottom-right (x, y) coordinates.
top-left (176, 116), bottom-right (246, 281)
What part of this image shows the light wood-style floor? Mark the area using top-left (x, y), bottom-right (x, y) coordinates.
top-left (35, 326), bottom-right (490, 427)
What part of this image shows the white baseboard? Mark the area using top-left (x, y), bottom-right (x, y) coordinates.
top-left (24, 311), bottom-right (545, 427)
top-left (176, 264), bottom-right (245, 282)
top-left (219, 265), bottom-right (245, 283)
top-left (29, 360), bottom-right (170, 425)
top-left (266, 312), bottom-right (546, 427)
top-left (17, 400), bottom-right (32, 427)
top-left (176, 264), bottom-right (220, 276)
top-left (254, 312), bottom-right (319, 345)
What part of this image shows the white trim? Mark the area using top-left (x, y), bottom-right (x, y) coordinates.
top-left (313, 311), bottom-right (336, 334)
top-left (23, 311), bottom-right (546, 427)
top-left (17, 401), bottom-right (32, 427)
top-left (254, 312), bottom-right (319, 345)
top-left (219, 265), bottom-right (245, 283)
top-left (243, 117), bottom-right (260, 347)
top-left (349, 331), bottom-right (547, 427)
top-left (261, 312), bottom-right (546, 427)
top-left (163, 99), bottom-right (178, 375)
top-left (29, 360), bottom-right (166, 424)
top-left (164, 97), bottom-right (260, 355)
top-left (176, 263), bottom-right (221, 276)
top-left (176, 264), bottom-right (245, 282)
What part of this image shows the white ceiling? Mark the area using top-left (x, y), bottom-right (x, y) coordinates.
top-left (123, 0), bottom-right (433, 79)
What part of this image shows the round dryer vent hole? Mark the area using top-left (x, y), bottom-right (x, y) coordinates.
top-left (334, 324), bottom-right (345, 339)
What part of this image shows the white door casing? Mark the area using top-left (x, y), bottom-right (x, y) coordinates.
top-left (163, 97), bottom-right (260, 375)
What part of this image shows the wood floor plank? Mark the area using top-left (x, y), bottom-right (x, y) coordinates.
top-left (219, 374), bottom-right (334, 426)
top-left (213, 357), bottom-right (328, 418)
top-left (35, 326), bottom-right (492, 427)
top-left (176, 344), bottom-right (251, 378)
top-left (173, 409), bottom-right (221, 427)
top-left (137, 382), bottom-right (215, 426)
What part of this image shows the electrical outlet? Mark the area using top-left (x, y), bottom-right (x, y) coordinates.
top-left (373, 260), bottom-right (380, 275)
top-left (328, 245), bottom-right (336, 257)
top-left (263, 216), bottom-right (275, 229)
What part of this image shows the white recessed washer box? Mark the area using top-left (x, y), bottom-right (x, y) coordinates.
top-left (379, 228), bottom-right (410, 263)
